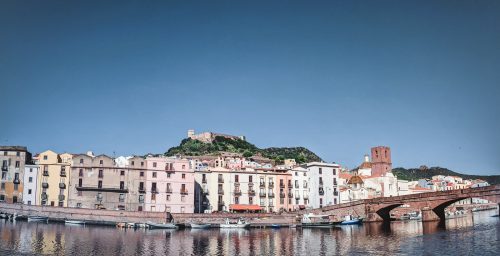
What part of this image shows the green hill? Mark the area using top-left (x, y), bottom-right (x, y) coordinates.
top-left (392, 167), bottom-right (500, 185)
top-left (164, 136), bottom-right (322, 164)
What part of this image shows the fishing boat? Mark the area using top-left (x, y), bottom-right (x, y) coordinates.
top-left (301, 213), bottom-right (335, 228)
top-left (147, 221), bottom-right (178, 229)
top-left (28, 216), bottom-right (48, 222)
top-left (65, 220), bottom-right (86, 225)
top-left (340, 215), bottom-right (362, 225)
top-left (219, 218), bottom-right (251, 228)
top-left (190, 223), bottom-right (211, 229)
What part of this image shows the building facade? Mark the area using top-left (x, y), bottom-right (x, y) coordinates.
top-left (291, 166), bottom-right (309, 210)
top-left (0, 146), bottom-right (29, 203)
top-left (145, 156), bottom-right (194, 213)
top-left (23, 163), bottom-right (39, 205)
top-left (306, 162), bottom-right (340, 209)
top-left (38, 150), bottom-right (71, 207)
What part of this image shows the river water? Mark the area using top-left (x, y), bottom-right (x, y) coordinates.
top-left (0, 209), bottom-right (499, 255)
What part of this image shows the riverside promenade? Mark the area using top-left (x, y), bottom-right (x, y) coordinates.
top-left (0, 203), bottom-right (298, 226)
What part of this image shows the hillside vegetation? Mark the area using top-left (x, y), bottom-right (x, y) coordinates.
top-left (392, 167), bottom-right (500, 185)
top-left (164, 136), bottom-right (322, 164)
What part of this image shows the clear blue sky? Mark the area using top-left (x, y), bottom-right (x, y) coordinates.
top-left (1, 1), bottom-right (499, 175)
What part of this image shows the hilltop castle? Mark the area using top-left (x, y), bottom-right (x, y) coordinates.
top-left (187, 129), bottom-right (246, 143)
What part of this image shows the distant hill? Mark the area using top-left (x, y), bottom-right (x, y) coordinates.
top-left (164, 136), bottom-right (322, 164)
top-left (392, 167), bottom-right (500, 185)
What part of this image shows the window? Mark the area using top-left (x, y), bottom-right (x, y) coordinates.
top-left (44, 155), bottom-right (48, 160)
top-left (139, 195), bottom-right (144, 203)
top-left (139, 182), bottom-right (144, 190)
top-left (98, 180), bottom-right (102, 189)
top-left (167, 173), bottom-right (171, 178)
top-left (319, 168), bottom-right (322, 174)
top-left (151, 193), bottom-right (156, 200)
top-left (140, 171), bottom-right (144, 177)
top-left (77, 203), bottom-right (82, 208)
top-left (235, 197), bottom-right (239, 204)
top-left (153, 162), bottom-right (157, 168)
top-left (98, 170), bottom-right (103, 178)
top-left (78, 178), bottom-right (83, 187)
top-left (28, 201), bottom-right (31, 205)
top-left (28, 189), bottom-right (32, 194)
top-left (181, 195), bottom-right (186, 202)
top-left (249, 176), bottom-right (253, 182)
top-left (295, 172), bottom-right (298, 176)
top-left (30, 168), bottom-right (33, 173)
top-left (138, 206), bottom-right (143, 211)
top-left (235, 175), bottom-right (239, 182)
top-left (119, 194), bottom-right (125, 202)
top-left (182, 165), bottom-right (185, 170)
top-left (1, 173), bottom-right (5, 180)
top-left (15, 161), bottom-right (20, 168)
top-left (333, 169), bottom-right (337, 175)
top-left (29, 177), bottom-right (33, 183)
top-left (120, 170), bottom-right (125, 176)
top-left (166, 195), bottom-right (171, 201)
top-left (141, 162), bottom-right (144, 167)
top-left (79, 169), bottom-right (83, 177)
top-left (151, 182), bottom-right (157, 192)
top-left (99, 160), bottom-right (103, 164)
top-left (131, 161), bottom-right (135, 166)
top-left (153, 172), bottom-right (157, 178)
top-left (120, 181), bottom-right (125, 190)
top-left (58, 201), bottom-right (64, 207)
top-left (16, 152), bottom-right (20, 156)
top-left (182, 174), bottom-right (186, 179)
top-left (249, 197), bottom-right (253, 204)
top-left (14, 184), bottom-right (18, 191)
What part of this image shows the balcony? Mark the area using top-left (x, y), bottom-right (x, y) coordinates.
top-left (41, 193), bottom-right (48, 200)
top-left (248, 182), bottom-right (254, 187)
top-left (268, 182), bottom-right (274, 188)
top-left (280, 183), bottom-right (285, 188)
top-left (1, 166), bottom-right (7, 171)
top-left (13, 179), bottom-right (20, 184)
top-left (279, 192), bottom-right (285, 198)
top-left (268, 192), bottom-right (275, 198)
top-left (248, 190), bottom-right (256, 196)
top-left (218, 201), bottom-right (225, 206)
top-left (288, 192), bottom-right (293, 198)
top-left (98, 174), bottom-right (104, 178)
top-left (151, 188), bottom-right (158, 194)
top-left (76, 186), bottom-right (128, 193)
top-left (166, 188), bottom-right (173, 193)
top-left (42, 182), bottom-right (49, 188)
top-left (59, 183), bottom-right (66, 189)
top-left (43, 171), bottom-right (49, 176)
top-left (318, 188), bottom-right (324, 195)
top-left (259, 192), bottom-right (266, 197)
top-left (138, 187), bottom-right (146, 193)
top-left (58, 195), bottom-right (65, 201)
top-left (60, 171), bottom-right (66, 177)
top-left (218, 189), bottom-right (224, 195)
top-left (233, 189), bottom-right (242, 195)
top-left (218, 178), bottom-right (224, 183)
top-left (180, 189), bottom-right (188, 195)
top-left (259, 182), bottom-right (265, 188)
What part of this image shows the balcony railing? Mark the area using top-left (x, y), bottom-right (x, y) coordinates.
top-left (76, 186), bottom-right (128, 193)
top-left (333, 191), bottom-right (339, 196)
top-left (248, 182), bottom-right (254, 187)
top-left (318, 189), bottom-right (324, 195)
top-left (248, 190), bottom-right (256, 196)
top-left (138, 187), bottom-right (146, 193)
top-left (279, 193), bottom-right (286, 198)
top-left (234, 189), bottom-right (242, 195)
top-left (13, 179), bottom-right (20, 184)
top-left (43, 171), bottom-right (49, 176)
top-left (218, 189), bottom-right (224, 195)
top-left (218, 201), bottom-right (225, 205)
top-left (151, 188), bottom-right (158, 194)
top-left (58, 195), bottom-right (65, 201)
top-left (98, 174), bottom-right (104, 178)
top-left (259, 182), bottom-right (265, 188)
top-left (268, 182), bottom-right (274, 188)
top-left (288, 192), bottom-right (293, 198)
top-left (259, 192), bottom-right (266, 197)
top-left (280, 183), bottom-right (285, 188)
top-left (166, 188), bottom-right (173, 193)
top-left (295, 194), bottom-right (300, 199)
top-left (60, 171), bottom-right (66, 177)
top-left (218, 178), bottom-right (224, 183)
top-left (59, 183), bottom-right (66, 189)
top-left (1, 166), bottom-right (8, 171)
top-left (268, 192), bottom-right (275, 198)
top-left (42, 182), bottom-right (49, 188)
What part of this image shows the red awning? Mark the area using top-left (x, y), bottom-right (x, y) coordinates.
top-left (229, 204), bottom-right (262, 211)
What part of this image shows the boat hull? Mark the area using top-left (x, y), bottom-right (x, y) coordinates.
top-left (147, 223), bottom-right (178, 229)
top-left (65, 220), bottom-right (85, 225)
top-left (28, 216), bottom-right (48, 222)
top-left (340, 219), bottom-right (362, 225)
top-left (301, 223), bottom-right (335, 228)
top-left (190, 223), bottom-right (211, 229)
top-left (220, 224), bottom-right (250, 228)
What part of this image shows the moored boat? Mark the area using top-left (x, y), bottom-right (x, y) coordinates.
top-left (147, 221), bottom-right (178, 229)
top-left (340, 215), bottom-right (362, 225)
top-left (28, 216), bottom-right (48, 222)
top-left (65, 220), bottom-right (86, 225)
top-left (219, 218), bottom-right (250, 228)
top-left (0, 213), bottom-right (8, 219)
top-left (270, 224), bottom-right (281, 229)
top-left (190, 223), bottom-right (211, 229)
top-left (301, 213), bottom-right (335, 228)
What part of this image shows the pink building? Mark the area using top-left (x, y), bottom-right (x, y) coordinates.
top-left (275, 170), bottom-right (293, 212)
top-left (145, 156), bottom-right (194, 213)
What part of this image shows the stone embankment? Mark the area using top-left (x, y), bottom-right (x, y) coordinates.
top-left (0, 203), bottom-right (299, 226)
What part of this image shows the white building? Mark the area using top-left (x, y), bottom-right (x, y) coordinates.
top-left (306, 162), bottom-right (340, 208)
top-left (22, 164), bottom-right (39, 205)
top-left (291, 166), bottom-right (309, 210)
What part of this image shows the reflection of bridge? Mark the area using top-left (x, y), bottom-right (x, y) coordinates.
top-left (304, 185), bottom-right (500, 222)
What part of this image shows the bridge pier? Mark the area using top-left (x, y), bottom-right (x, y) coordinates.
top-left (421, 207), bottom-right (440, 222)
top-left (365, 212), bottom-right (384, 222)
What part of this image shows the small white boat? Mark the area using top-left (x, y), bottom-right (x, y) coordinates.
top-left (28, 216), bottom-right (48, 222)
top-left (190, 223), bottom-right (211, 229)
top-left (65, 220), bottom-right (86, 225)
top-left (340, 215), bottom-right (362, 225)
top-left (301, 213), bottom-right (335, 228)
top-left (219, 218), bottom-right (250, 228)
top-left (126, 223), bottom-right (136, 228)
top-left (147, 221), bottom-right (178, 229)
top-left (136, 223), bottom-right (148, 228)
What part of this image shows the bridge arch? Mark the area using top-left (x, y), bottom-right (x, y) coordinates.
top-left (375, 204), bottom-right (403, 221)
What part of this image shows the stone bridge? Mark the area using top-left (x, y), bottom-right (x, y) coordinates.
top-left (303, 185), bottom-right (500, 222)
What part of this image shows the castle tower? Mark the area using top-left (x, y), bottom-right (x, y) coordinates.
top-left (371, 146), bottom-right (392, 176)
top-left (187, 129), bottom-right (195, 138)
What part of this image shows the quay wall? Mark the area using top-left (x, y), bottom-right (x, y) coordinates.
top-left (0, 203), bottom-right (298, 225)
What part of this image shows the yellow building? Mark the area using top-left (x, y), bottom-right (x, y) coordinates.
top-left (37, 150), bottom-right (72, 207)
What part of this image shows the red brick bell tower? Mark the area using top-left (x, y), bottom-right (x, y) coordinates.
top-left (371, 146), bottom-right (392, 176)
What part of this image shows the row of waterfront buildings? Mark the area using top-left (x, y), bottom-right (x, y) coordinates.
top-left (0, 135), bottom-right (490, 214)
